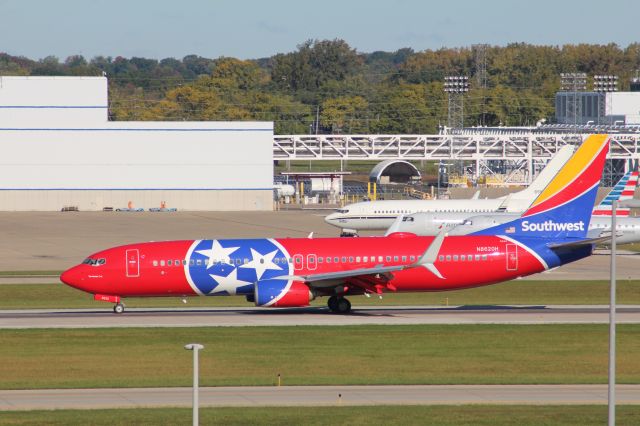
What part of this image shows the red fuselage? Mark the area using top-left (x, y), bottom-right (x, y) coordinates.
top-left (61, 234), bottom-right (548, 304)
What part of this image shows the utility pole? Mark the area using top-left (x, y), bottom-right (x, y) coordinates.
top-left (473, 44), bottom-right (488, 126)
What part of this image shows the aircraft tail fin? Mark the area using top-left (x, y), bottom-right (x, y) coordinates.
top-left (592, 170), bottom-right (638, 216)
top-left (473, 134), bottom-right (610, 241)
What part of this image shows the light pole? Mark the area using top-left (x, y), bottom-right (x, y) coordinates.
top-left (185, 343), bottom-right (204, 426)
top-left (444, 75), bottom-right (469, 130)
top-left (608, 199), bottom-right (640, 426)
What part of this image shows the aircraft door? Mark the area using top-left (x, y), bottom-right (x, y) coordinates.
top-left (126, 249), bottom-right (140, 277)
top-left (506, 244), bottom-right (518, 271)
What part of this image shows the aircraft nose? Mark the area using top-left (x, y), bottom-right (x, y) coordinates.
top-left (324, 213), bottom-right (337, 223)
top-left (60, 266), bottom-right (83, 289)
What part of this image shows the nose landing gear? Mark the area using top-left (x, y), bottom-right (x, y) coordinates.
top-left (327, 295), bottom-right (352, 314)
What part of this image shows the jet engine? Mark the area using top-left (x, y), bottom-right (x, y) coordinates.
top-left (252, 279), bottom-right (314, 307)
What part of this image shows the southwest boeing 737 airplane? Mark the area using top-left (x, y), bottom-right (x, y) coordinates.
top-left (61, 135), bottom-right (610, 314)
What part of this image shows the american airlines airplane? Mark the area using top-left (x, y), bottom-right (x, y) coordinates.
top-left (324, 146), bottom-right (575, 235)
top-left (60, 135), bottom-right (610, 314)
top-left (387, 171), bottom-right (640, 244)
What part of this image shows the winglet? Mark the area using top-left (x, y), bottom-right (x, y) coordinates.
top-left (471, 190), bottom-right (480, 200)
top-left (414, 229), bottom-right (446, 279)
top-left (307, 232), bottom-right (314, 239)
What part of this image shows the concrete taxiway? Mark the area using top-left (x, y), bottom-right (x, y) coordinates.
top-left (1, 305), bottom-right (639, 329)
top-left (1, 384), bottom-right (639, 410)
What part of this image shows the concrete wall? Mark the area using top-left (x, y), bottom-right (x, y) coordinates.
top-left (0, 77), bottom-right (274, 211)
top-left (0, 76), bottom-right (107, 124)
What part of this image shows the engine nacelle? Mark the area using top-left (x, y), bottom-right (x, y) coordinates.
top-left (254, 279), bottom-right (313, 307)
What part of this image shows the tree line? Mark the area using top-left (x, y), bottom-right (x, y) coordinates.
top-left (1, 40), bottom-right (639, 134)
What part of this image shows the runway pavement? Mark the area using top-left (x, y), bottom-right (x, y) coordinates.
top-left (2, 305), bottom-right (639, 328)
top-left (1, 384), bottom-right (639, 410)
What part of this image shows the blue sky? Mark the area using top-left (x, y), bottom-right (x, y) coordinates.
top-left (2, 0), bottom-right (638, 60)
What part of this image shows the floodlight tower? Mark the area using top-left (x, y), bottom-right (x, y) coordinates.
top-left (560, 73), bottom-right (587, 129)
top-left (444, 75), bottom-right (469, 129)
top-left (593, 75), bottom-right (618, 125)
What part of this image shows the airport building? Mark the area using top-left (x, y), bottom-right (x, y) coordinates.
top-left (0, 76), bottom-right (274, 211)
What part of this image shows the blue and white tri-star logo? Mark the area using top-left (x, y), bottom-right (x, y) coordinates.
top-left (184, 239), bottom-right (291, 296)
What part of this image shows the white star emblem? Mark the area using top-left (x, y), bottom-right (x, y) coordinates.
top-left (240, 248), bottom-right (282, 280)
top-left (196, 240), bottom-right (239, 267)
top-left (209, 268), bottom-right (250, 295)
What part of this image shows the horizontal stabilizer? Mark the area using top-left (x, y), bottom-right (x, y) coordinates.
top-left (546, 235), bottom-right (614, 249)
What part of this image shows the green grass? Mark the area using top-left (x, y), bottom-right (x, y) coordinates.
top-left (2, 280), bottom-right (639, 310)
top-left (1, 406), bottom-right (640, 426)
top-left (0, 405), bottom-right (640, 426)
top-left (1, 325), bottom-right (639, 389)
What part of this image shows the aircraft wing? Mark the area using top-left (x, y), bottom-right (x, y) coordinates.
top-left (285, 264), bottom-right (407, 284)
top-left (281, 229), bottom-right (447, 288)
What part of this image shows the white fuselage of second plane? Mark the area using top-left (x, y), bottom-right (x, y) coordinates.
top-left (390, 211), bottom-right (640, 244)
top-left (325, 198), bottom-right (507, 232)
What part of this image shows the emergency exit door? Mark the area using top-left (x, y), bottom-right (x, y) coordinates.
top-left (126, 249), bottom-right (140, 277)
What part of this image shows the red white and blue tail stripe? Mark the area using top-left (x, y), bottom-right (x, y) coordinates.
top-left (592, 170), bottom-right (638, 216)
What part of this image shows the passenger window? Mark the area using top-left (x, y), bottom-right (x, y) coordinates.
top-left (168, 260), bottom-right (173, 266)
top-left (402, 256), bottom-right (407, 262)
top-left (453, 255), bottom-right (458, 261)
top-left (460, 256), bottom-right (465, 262)
top-left (482, 255), bottom-right (487, 261)
top-left (341, 256), bottom-right (347, 263)
top-left (295, 257), bottom-right (301, 264)
top-left (385, 256), bottom-right (391, 262)
top-left (349, 257), bottom-right (354, 263)
top-left (410, 255), bottom-right (416, 262)
top-left (474, 255), bottom-right (480, 261)
top-left (326, 257), bottom-right (331, 263)
top-left (190, 259), bottom-right (195, 266)
top-left (394, 256), bottom-right (399, 262)
top-left (318, 257), bottom-right (323, 263)
top-left (378, 256), bottom-right (383, 262)
top-left (363, 256), bottom-right (368, 262)
top-left (175, 260), bottom-right (180, 266)
top-left (446, 255), bottom-right (451, 261)
top-left (195, 259), bottom-right (200, 266)
top-left (153, 260), bottom-right (158, 267)
top-left (334, 257), bottom-right (339, 263)
top-left (160, 260), bottom-right (165, 267)
top-left (438, 255), bottom-right (444, 261)
top-left (467, 255), bottom-right (472, 261)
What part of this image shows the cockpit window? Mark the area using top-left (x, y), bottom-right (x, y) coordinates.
top-left (402, 217), bottom-right (414, 222)
top-left (335, 209), bottom-right (349, 214)
top-left (82, 258), bottom-right (106, 266)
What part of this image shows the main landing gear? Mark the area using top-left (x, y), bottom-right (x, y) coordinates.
top-left (113, 303), bottom-right (125, 314)
top-left (327, 295), bottom-right (352, 314)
